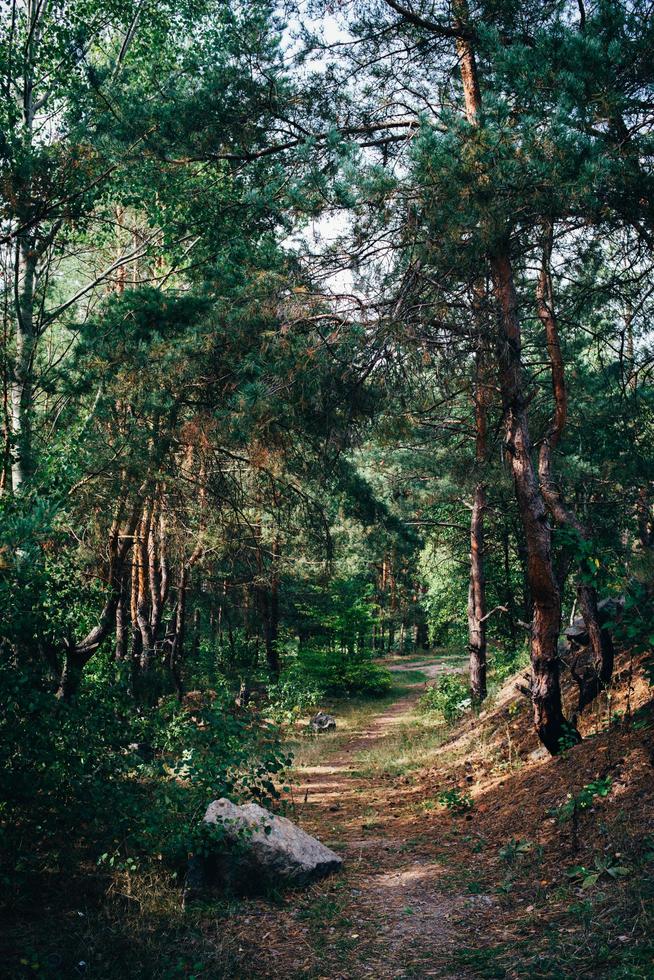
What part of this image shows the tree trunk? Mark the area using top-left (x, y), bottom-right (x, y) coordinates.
top-left (57, 503), bottom-right (138, 699)
top-left (115, 589), bottom-right (127, 661)
top-left (468, 299), bottom-right (491, 702)
top-left (501, 522), bottom-right (518, 649)
top-left (536, 221), bottom-right (614, 712)
top-left (169, 567), bottom-right (187, 698)
top-left (264, 573), bottom-right (280, 677)
top-left (415, 620), bottom-right (429, 651)
top-left (168, 539), bottom-right (204, 696)
top-left (468, 480), bottom-right (487, 700)
top-left (491, 251), bottom-right (572, 753)
top-left (135, 501), bottom-right (154, 671)
top-left (10, 238), bottom-right (37, 491)
top-left (452, 0), bottom-right (575, 752)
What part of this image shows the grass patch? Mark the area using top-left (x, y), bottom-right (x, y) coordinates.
top-left (390, 668), bottom-right (432, 685)
top-left (353, 716), bottom-right (447, 777)
top-left (286, 688), bottom-right (409, 770)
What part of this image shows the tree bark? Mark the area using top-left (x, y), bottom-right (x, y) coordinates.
top-left (168, 566), bottom-right (188, 698)
top-left (264, 540), bottom-right (281, 677)
top-left (10, 236), bottom-right (37, 491)
top-left (535, 222), bottom-right (614, 711)
top-left (501, 521), bottom-right (518, 649)
top-left (57, 503), bottom-right (138, 699)
top-left (135, 500), bottom-right (154, 671)
top-left (468, 294), bottom-right (491, 701)
top-left (115, 588), bottom-right (127, 661)
top-left (415, 620), bottom-right (429, 650)
top-left (167, 539), bottom-right (204, 696)
top-left (452, 0), bottom-right (575, 752)
top-left (491, 251), bottom-right (572, 752)
top-left (468, 481), bottom-right (487, 700)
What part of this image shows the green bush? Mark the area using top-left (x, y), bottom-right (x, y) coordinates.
top-left (438, 788), bottom-right (473, 813)
top-left (266, 670), bottom-right (324, 723)
top-left (0, 657), bottom-right (290, 891)
top-left (342, 658), bottom-right (393, 697)
top-left (419, 672), bottom-right (471, 723)
top-left (488, 643), bottom-right (529, 684)
top-left (296, 644), bottom-right (392, 699)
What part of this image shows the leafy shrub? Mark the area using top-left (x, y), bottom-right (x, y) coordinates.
top-left (420, 548), bottom-right (469, 648)
top-left (296, 644), bottom-right (392, 698)
top-left (419, 673), bottom-right (470, 722)
top-left (341, 659), bottom-right (393, 697)
top-left (267, 670), bottom-right (324, 723)
top-left (566, 855), bottom-right (631, 890)
top-left (437, 788), bottom-right (473, 813)
top-left (551, 777), bottom-right (613, 824)
top-left (499, 839), bottom-right (534, 863)
top-left (488, 643), bottom-right (530, 684)
top-left (0, 657), bottom-right (290, 891)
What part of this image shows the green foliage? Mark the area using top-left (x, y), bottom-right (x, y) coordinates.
top-left (421, 549), bottom-right (469, 648)
top-left (296, 644), bottom-right (392, 699)
top-left (266, 670), bottom-right (324, 724)
top-left (551, 777), bottom-right (613, 824)
top-left (419, 673), bottom-right (471, 723)
top-left (489, 644), bottom-right (530, 685)
top-left (0, 658), bottom-right (289, 889)
top-left (437, 788), bottom-right (474, 813)
top-left (556, 720), bottom-right (584, 756)
top-left (296, 575), bottom-right (376, 654)
top-left (498, 839), bottom-right (534, 863)
top-left (566, 856), bottom-right (632, 890)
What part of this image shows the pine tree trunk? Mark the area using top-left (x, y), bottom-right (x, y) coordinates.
top-left (501, 522), bottom-right (518, 649)
top-left (536, 222), bottom-right (614, 711)
top-left (115, 590), bottom-right (127, 661)
top-left (448, 1), bottom-right (573, 751)
top-left (468, 303), bottom-right (491, 702)
top-left (57, 504), bottom-right (138, 699)
top-left (169, 566), bottom-right (187, 698)
top-left (135, 502), bottom-right (154, 671)
top-left (11, 238), bottom-right (37, 491)
top-left (491, 252), bottom-right (572, 752)
top-left (468, 480), bottom-right (487, 700)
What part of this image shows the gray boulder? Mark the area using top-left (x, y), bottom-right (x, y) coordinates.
top-left (564, 615), bottom-right (589, 647)
top-left (309, 711), bottom-right (336, 732)
top-left (188, 798), bottom-right (342, 896)
top-left (560, 597), bottom-right (623, 655)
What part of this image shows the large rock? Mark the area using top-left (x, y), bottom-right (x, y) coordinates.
top-left (564, 615), bottom-right (589, 647)
top-left (560, 597), bottom-right (624, 655)
top-left (188, 798), bottom-right (342, 896)
top-left (309, 711), bottom-right (336, 732)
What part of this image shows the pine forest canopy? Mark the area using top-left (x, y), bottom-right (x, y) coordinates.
top-left (1, 0), bottom-right (653, 970)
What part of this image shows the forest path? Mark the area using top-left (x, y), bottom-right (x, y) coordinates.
top-left (224, 657), bottom-right (481, 979)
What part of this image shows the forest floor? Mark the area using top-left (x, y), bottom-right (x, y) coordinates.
top-left (210, 653), bottom-right (654, 979)
top-left (7, 654), bottom-right (651, 979)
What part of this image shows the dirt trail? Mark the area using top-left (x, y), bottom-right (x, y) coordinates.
top-left (225, 659), bottom-right (481, 979)
top-left (218, 653), bottom-right (654, 979)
